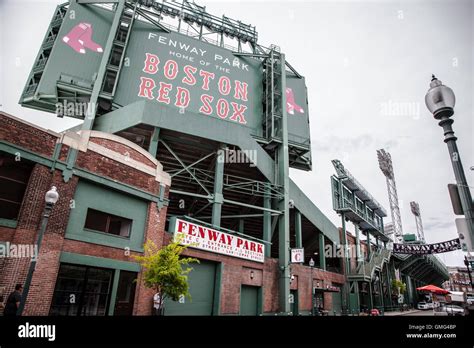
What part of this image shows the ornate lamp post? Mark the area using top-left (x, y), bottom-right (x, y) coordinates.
top-left (18, 186), bottom-right (59, 315)
top-left (425, 75), bottom-right (474, 249)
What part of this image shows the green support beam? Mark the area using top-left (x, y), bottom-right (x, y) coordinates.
top-left (212, 144), bottom-right (225, 227)
top-left (148, 127), bottom-right (160, 157)
top-left (81, 0), bottom-right (125, 131)
top-left (277, 53), bottom-right (291, 315)
top-left (319, 233), bottom-right (326, 271)
top-left (295, 210), bottom-right (302, 249)
top-left (263, 187), bottom-right (272, 258)
top-left (354, 223), bottom-right (361, 266)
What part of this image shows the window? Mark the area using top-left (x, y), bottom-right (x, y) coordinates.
top-left (0, 152), bottom-right (33, 220)
top-left (84, 208), bottom-right (132, 237)
top-left (49, 264), bottom-right (113, 316)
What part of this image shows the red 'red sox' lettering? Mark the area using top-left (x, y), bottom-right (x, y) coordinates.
top-left (138, 52), bottom-right (250, 124)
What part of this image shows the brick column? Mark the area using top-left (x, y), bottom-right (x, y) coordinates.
top-left (133, 202), bottom-right (169, 315)
top-left (0, 164), bottom-right (51, 304)
top-left (23, 172), bottom-right (78, 315)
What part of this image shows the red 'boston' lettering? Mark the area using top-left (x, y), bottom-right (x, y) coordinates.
top-left (163, 59), bottom-right (178, 80)
top-left (199, 94), bottom-right (214, 115)
top-left (157, 82), bottom-right (172, 104)
top-left (182, 65), bottom-right (197, 86)
top-left (234, 80), bottom-right (248, 101)
top-left (138, 77), bottom-right (155, 100)
top-left (199, 70), bottom-right (215, 90)
top-left (175, 87), bottom-right (190, 108)
top-left (218, 76), bottom-right (231, 95)
top-left (143, 53), bottom-right (160, 74)
top-left (229, 102), bottom-right (247, 124)
top-left (216, 99), bottom-right (229, 119)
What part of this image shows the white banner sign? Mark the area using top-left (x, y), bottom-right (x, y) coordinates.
top-left (291, 248), bottom-right (304, 263)
top-left (172, 218), bottom-right (265, 263)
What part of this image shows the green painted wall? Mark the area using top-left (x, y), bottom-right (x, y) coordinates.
top-left (240, 285), bottom-right (259, 315)
top-left (164, 260), bottom-right (217, 315)
top-left (65, 180), bottom-right (148, 252)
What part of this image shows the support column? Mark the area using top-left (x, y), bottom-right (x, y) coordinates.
top-left (263, 187), bottom-right (272, 258)
top-left (319, 233), bottom-right (326, 271)
top-left (295, 210), bottom-right (302, 249)
top-left (148, 127), bottom-right (160, 157)
top-left (341, 213), bottom-right (351, 313)
top-left (212, 144), bottom-right (225, 228)
top-left (277, 53), bottom-right (291, 314)
top-left (354, 223), bottom-right (361, 267)
top-left (385, 262), bottom-right (393, 307)
top-left (238, 219), bottom-right (244, 233)
top-left (366, 232), bottom-right (371, 261)
top-left (81, 0), bottom-right (125, 131)
top-left (368, 281), bottom-right (374, 310)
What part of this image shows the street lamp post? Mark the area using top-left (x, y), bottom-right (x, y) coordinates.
top-left (425, 75), bottom-right (474, 249)
top-left (18, 186), bottom-right (59, 315)
top-left (309, 258), bottom-right (315, 316)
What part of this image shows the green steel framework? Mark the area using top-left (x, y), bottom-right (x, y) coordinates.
top-left (331, 159), bottom-right (449, 312)
top-left (16, 0), bottom-right (339, 315)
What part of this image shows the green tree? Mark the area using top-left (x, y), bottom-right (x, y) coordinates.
top-left (391, 279), bottom-right (406, 295)
top-left (134, 239), bottom-right (199, 312)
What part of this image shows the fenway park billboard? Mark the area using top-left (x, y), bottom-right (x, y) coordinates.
top-left (21, 2), bottom-right (311, 146)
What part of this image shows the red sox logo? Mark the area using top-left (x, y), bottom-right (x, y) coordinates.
top-left (62, 23), bottom-right (103, 54)
top-left (286, 87), bottom-right (304, 115)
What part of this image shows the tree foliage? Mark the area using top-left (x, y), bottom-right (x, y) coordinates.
top-left (134, 239), bottom-right (199, 308)
top-left (391, 279), bottom-right (407, 294)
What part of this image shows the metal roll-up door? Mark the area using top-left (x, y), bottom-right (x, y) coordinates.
top-left (165, 260), bottom-right (216, 315)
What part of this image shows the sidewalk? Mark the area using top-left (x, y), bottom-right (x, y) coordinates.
top-left (384, 309), bottom-right (421, 316)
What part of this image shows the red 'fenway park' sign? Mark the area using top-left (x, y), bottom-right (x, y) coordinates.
top-left (171, 218), bottom-right (264, 263)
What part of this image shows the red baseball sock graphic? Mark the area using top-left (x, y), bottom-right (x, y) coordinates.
top-left (62, 23), bottom-right (88, 54)
top-left (77, 23), bottom-right (103, 53)
top-left (286, 87), bottom-right (304, 115)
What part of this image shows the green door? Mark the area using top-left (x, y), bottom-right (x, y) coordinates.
top-left (240, 286), bottom-right (259, 315)
top-left (165, 260), bottom-right (216, 315)
top-left (332, 292), bottom-right (342, 315)
top-left (290, 290), bottom-right (298, 315)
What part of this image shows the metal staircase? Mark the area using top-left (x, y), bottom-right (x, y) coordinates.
top-left (262, 46), bottom-right (283, 143)
top-left (350, 249), bottom-right (391, 281)
top-left (22, 3), bottom-right (68, 100)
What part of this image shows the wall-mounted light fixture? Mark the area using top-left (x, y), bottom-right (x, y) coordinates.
top-left (250, 270), bottom-right (254, 280)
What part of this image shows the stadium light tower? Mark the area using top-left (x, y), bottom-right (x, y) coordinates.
top-left (410, 201), bottom-right (425, 242)
top-left (377, 149), bottom-right (403, 243)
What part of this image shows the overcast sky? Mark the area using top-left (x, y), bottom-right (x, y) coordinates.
top-left (1, 0), bottom-right (472, 267)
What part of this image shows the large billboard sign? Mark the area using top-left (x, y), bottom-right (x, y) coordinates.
top-left (20, 2), bottom-right (311, 165)
top-left (170, 218), bottom-right (265, 263)
top-left (114, 20), bottom-right (263, 135)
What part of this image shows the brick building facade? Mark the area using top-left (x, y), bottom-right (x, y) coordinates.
top-left (0, 111), bottom-right (346, 316)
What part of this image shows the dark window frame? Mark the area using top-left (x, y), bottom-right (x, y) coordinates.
top-left (84, 208), bottom-right (132, 238)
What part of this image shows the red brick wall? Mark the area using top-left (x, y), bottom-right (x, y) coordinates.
top-left (0, 113), bottom-right (57, 157)
top-left (90, 138), bottom-right (156, 168)
top-left (75, 150), bottom-right (158, 194)
top-left (0, 164), bottom-right (53, 308)
top-left (23, 171), bottom-right (79, 315)
top-left (0, 112), bottom-right (170, 316)
top-left (133, 204), bottom-right (169, 315)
